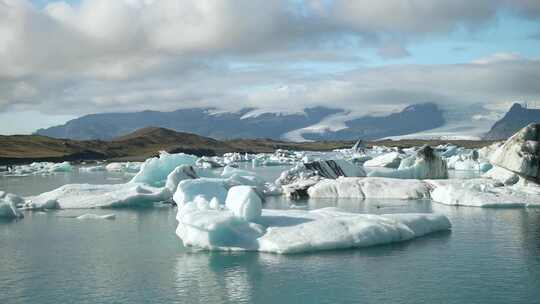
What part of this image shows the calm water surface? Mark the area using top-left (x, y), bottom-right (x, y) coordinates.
top-left (1, 167), bottom-right (539, 304)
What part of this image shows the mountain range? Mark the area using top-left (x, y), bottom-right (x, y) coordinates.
top-left (35, 103), bottom-right (445, 141)
top-left (484, 103), bottom-right (540, 140)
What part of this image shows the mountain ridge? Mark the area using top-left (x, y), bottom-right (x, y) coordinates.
top-left (484, 103), bottom-right (540, 140)
top-left (35, 103), bottom-right (445, 141)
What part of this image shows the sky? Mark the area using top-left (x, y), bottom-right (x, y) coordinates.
top-left (1, 0), bottom-right (540, 135)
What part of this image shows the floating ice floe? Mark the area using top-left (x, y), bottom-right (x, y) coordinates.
top-left (363, 152), bottom-right (404, 168)
top-left (307, 177), bottom-right (431, 200)
top-left (369, 146), bottom-right (448, 179)
top-left (428, 178), bottom-right (540, 208)
top-left (176, 198), bottom-right (451, 254)
top-left (0, 192), bottom-right (24, 218)
top-left (490, 123), bottom-right (540, 182)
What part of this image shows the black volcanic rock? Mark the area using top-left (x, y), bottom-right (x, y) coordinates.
top-left (302, 103), bottom-right (445, 141)
top-left (484, 103), bottom-right (540, 140)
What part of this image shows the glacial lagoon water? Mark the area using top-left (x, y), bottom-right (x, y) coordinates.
top-left (1, 167), bottom-right (539, 304)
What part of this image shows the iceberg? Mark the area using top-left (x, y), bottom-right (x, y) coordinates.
top-left (76, 213), bottom-right (116, 220)
top-left (369, 146), bottom-right (448, 179)
top-left (2, 161), bottom-right (73, 176)
top-left (176, 201), bottom-right (451, 254)
top-left (428, 178), bottom-right (540, 207)
top-left (222, 166), bottom-right (281, 196)
top-left (0, 192), bottom-right (24, 219)
top-left (130, 151), bottom-right (197, 186)
top-left (173, 178), bottom-right (228, 206)
top-left (225, 186), bottom-right (262, 221)
top-left (79, 165), bottom-right (106, 172)
top-left (490, 123), bottom-right (540, 182)
top-left (24, 183), bottom-right (167, 209)
top-left (307, 177), bottom-right (431, 200)
top-left (482, 166), bottom-right (519, 185)
top-left (164, 165), bottom-right (198, 196)
top-left (24, 161), bottom-right (200, 210)
top-left (105, 162), bottom-right (142, 173)
top-left (364, 152), bottom-right (403, 168)
top-left (276, 159), bottom-right (365, 199)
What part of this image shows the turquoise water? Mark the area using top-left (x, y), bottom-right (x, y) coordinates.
top-left (1, 169), bottom-right (540, 304)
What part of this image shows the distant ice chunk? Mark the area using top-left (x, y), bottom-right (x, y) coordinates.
top-left (130, 151), bottom-right (197, 186)
top-left (176, 203), bottom-right (451, 254)
top-left (307, 177), bottom-right (431, 200)
top-left (76, 213), bottom-right (116, 220)
top-left (79, 165), bottom-right (106, 172)
top-left (364, 152), bottom-right (403, 168)
top-left (2, 161), bottom-right (73, 176)
top-left (50, 161), bottom-right (73, 172)
top-left (105, 162), bottom-right (142, 173)
top-left (225, 186), bottom-right (262, 221)
top-left (369, 146), bottom-right (448, 179)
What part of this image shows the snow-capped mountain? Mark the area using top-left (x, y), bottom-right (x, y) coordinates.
top-left (35, 103), bottom-right (444, 141)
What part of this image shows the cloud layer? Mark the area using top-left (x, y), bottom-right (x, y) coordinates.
top-left (1, 0), bottom-right (540, 132)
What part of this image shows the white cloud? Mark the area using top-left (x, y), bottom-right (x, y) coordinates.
top-left (0, 0), bottom-right (539, 126)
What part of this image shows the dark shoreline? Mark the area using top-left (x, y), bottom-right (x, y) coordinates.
top-left (0, 127), bottom-right (498, 166)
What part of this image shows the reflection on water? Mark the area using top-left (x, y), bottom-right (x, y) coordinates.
top-left (0, 203), bottom-right (538, 303)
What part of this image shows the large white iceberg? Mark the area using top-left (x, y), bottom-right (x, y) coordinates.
top-left (176, 200), bottom-right (451, 254)
top-left (307, 177), bottom-right (431, 200)
top-left (369, 146), bottom-right (448, 179)
top-left (428, 178), bottom-right (540, 208)
top-left (490, 123), bottom-right (540, 182)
